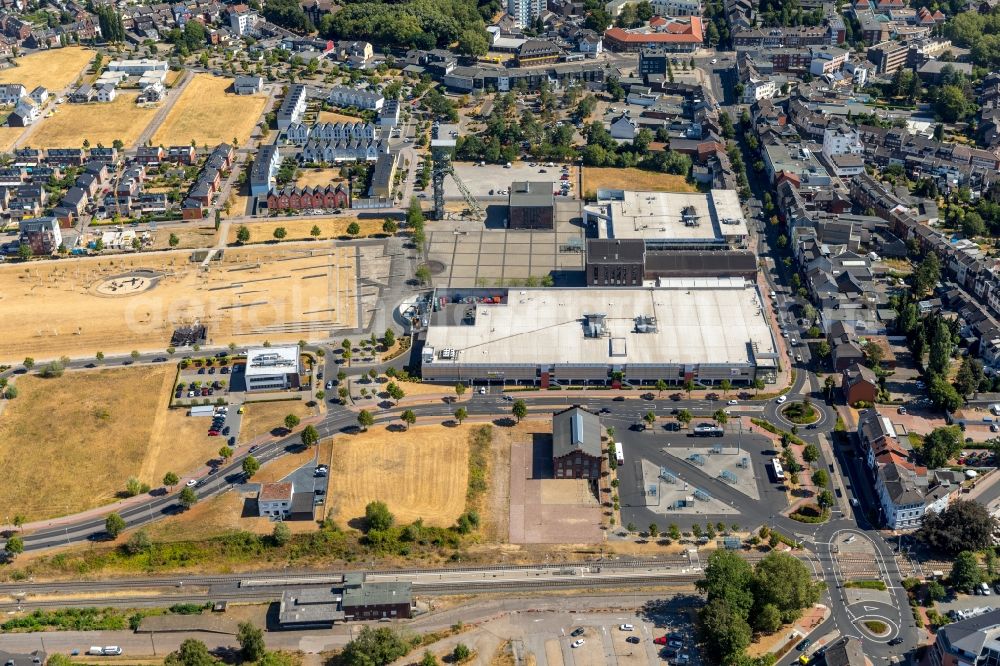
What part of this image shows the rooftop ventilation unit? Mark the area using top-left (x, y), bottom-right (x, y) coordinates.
top-left (634, 315), bottom-right (658, 333)
top-left (681, 205), bottom-right (699, 227)
top-left (583, 313), bottom-right (608, 338)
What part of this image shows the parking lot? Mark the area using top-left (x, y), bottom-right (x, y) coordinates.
top-left (447, 161), bottom-right (580, 200)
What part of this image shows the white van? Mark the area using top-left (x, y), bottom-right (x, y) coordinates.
top-left (87, 647), bottom-right (104, 656)
top-left (103, 647), bottom-right (123, 656)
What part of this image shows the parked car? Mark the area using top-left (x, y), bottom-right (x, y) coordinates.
top-left (571, 628), bottom-right (585, 637)
top-left (186, 479), bottom-right (197, 487)
top-left (571, 640), bottom-right (585, 649)
top-left (796, 639), bottom-right (811, 652)
top-left (626, 636), bottom-right (640, 644)
top-left (619, 624), bottom-right (634, 631)
top-left (653, 636), bottom-right (668, 645)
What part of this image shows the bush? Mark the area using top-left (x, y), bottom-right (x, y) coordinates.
top-left (845, 580), bottom-right (887, 591)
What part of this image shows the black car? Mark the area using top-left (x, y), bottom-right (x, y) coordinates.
top-left (228, 436), bottom-right (236, 446)
top-left (599, 407), bottom-right (611, 414)
top-left (571, 628), bottom-right (585, 637)
top-left (612, 396), bottom-right (625, 401)
top-left (888, 637), bottom-right (903, 646)
top-left (626, 636), bottom-right (640, 644)
top-left (641, 393), bottom-right (655, 400)
top-left (631, 423), bottom-right (646, 431)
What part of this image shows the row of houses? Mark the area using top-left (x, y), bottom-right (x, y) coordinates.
top-left (265, 183), bottom-right (350, 211)
top-left (286, 121), bottom-right (378, 146)
top-left (182, 143), bottom-right (234, 219)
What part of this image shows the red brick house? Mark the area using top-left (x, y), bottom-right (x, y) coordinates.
top-left (842, 363), bottom-right (878, 405)
top-left (266, 184), bottom-right (349, 211)
top-left (552, 406), bottom-right (603, 480)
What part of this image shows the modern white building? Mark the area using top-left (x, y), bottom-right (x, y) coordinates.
top-left (230, 9), bottom-right (260, 36)
top-left (809, 45), bottom-right (848, 76)
top-left (649, 0), bottom-right (703, 15)
top-left (508, 0), bottom-right (545, 28)
top-left (822, 124), bottom-right (864, 159)
top-left (245, 345), bottom-right (300, 391)
top-left (107, 59), bottom-right (169, 77)
top-left (327, 86), bottom-right (384, 111)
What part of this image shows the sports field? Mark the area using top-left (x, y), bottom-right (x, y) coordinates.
top-left (326, 425), bottom-right (471, 528)
top-left (0, 244), bottom-right (358, 362)
top-left (30, 93), bottom-right (157, 149)
top-left (0, 46), bottom-right (93, 92)
top-left (582, 167), bottom-right (697, 194)
top-left (152, 74), bottom-right (267, 147)
top-left (0, 365), bottom-right (216, 521)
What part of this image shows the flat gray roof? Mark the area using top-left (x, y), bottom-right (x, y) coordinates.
top-left (424, 283), bottom-right (776, 367)
top-left (592, 190), bottom-right (748, 244)
top-left (509, 181), bottom-right (555, 208)
top-left (245, 345), bottom-right (299, 377)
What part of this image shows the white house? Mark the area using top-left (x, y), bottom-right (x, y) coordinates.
top-left (107, 59), bottom-right (169, 76)
top-left (609, 113), bottom-right (637, 140)
top-left (327, 86), bottom-right (384, 111)
top-left (234, 75), bottom-right (263, 95)
top-left (28, 86), bottom-right (48, 105)
top-left (809, 46), bottom-right (849, 76)
top-left (257, 482), bottom-right (293, 518)
top-left (97, 84), bottom-right (117, 103)
top-left (0, 83), bottom-right (26, 105)
top-left (822, 123), bottom-right (864, 159)
top-left (230, 9), bottom-right (260, 36)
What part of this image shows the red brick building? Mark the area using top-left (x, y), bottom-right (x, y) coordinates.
top-left (266, 184), bottom-right (350, 211)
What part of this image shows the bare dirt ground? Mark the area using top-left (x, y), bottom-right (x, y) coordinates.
top-left (582, 167), bottom-right (697, 194)
top-left (326, 425), bottom-right (471, 528)
top-left (151, 74), bottom-right (267, 147)
top-left (0, 244), bottom-right (357, 362)
top-left (227, 218), bottom-right (388, 244)
top-left (147, 226), bottom-right (219, 251)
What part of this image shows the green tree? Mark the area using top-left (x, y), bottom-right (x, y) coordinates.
top-left (384, 328), bottom-right (396, 348)
top-left (919, 498), bottom-right (996, 555)
top-left (802, 444), bottom-right (819, 464)
top-left (242, 455), bottom-right (260, 478)
top-left (452, 644), bottom-right (471, 661)
top-left (347, 222), bottom-right (361, 236)
top-left (935, 84), bottom-right (973, 122)
top-left (179, 486), bottom-right (198, 509)
top-left (105, 512), bottom-right (126, 539)
top-left (697, 550), bottom-right (755, 616)
top-left (644, 410), bottom-right (657, 428)
top-left (273, 227), bottom-right (287, 240)
top-left (164, 639), bottom-right (218, 666)
top-left (512, 399), bottom-right (527, 423)
top-left (400, 409), bottom-right (416, 430)
top-left (927, 580), bottom-right (947, 601)
top-left (218, 445), bottom-right (233, 462)
top-left (419, 651), bottom-right (439, 666)
top-left (720, 379), bottom-right (732, 396)
top-left (237, 622), bottom-right (267, 662)
top-left (676, 409), bottom-right (693, 428)
top-left (656, 379), bottom-right (668, 396)
top-left (284, 413), bottom-right (301, 430)
top-left (454, 406), bottom-right (468, 424)
top-left (169, 233), bottom-right (180, 247)
top-left (698, 599), bottom-right (752, 664)
top-left (163, 471), bottom-right (179, 489)
top-left (310, 225), bottom-right (322, 238)
top-left (357, 409), bottom-right (375, 431)
top-left (817, 489), bottom-right (834, 510)
top-left (752, 551), bottom-right (822, 625)
top-left (301, 424), bottom-right (319, 447)
top-left (811, 469), bottom-right (829, 488)
top-left (237, 225), bottom-right (250, 243)
top-left (683, 379), bottom-right (695, 397)
top-left (455, 383), bottom-right (467, 399)
top-left (338, 627), bottom-right (409, 666)
top-left (365, 500), bottom-right (394, 531)
top-left (12, 515), bottom-right (24, 532)
top-left (415, 265), bottom-right (431, 285)
top-left (22, 357), bottom-right (34, 370)
top-left (920, 426), bottom-right (963, 469)
top-left (950, 551), bottom-right (982, 592)
top-left (713, 409), bottom-right (728, 426)
top-left (757, 603), bottom-right (783, 634)
top-left (382, 218), bottom-right (398, 234)
top-left (17, 244), bottom-right (32, 260)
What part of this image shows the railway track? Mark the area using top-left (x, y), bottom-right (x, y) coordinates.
top-left (0, 574), bottom-right (705, 611)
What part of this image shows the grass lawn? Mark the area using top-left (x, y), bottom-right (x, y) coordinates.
top-left (582, 167), bottom-right (697, 194)
top-left (782, 401), bottom-right (819, 424)
top-left (30, 93), bottom-right (157, 149)
top-left (239, 400), bottom-right (314, 444)
top-left (152, 74), bottom-right (267, 147)
top-left (326, 424), bottom-right (472, 528)
top-left (0, 365), bottom-right (214, 521)
top-left (227, 217), bottom-right (389, 244)
top-left (0, 46), bottom-right (94, 91)
top-left (317, 110), bottom-right (364, 123)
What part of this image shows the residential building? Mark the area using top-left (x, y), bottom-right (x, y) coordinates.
top-left (508, 0), bottom-right (545, 28)
top-left (257, 482), bottom-right (293, 518)
top-left (552, 407), bottom-right (603, 479)
top-left (867, 40), bottom-right (909, 74)
top-left (107, 58), bottom-right (169, 77)
top-left (245, 345), bottom-right (300, 391)
top-left (287, 121), bottom-right (378, 145)
top-left (842, 362), bottom-right (878, 404)
top-left (809, 45), bottom-right (848, 75)
top-left (96, 84), bottom-right (117, 102)
top-left (18, 217), bottom-right (61, 254)
top-left (649, 0), bottom-right (702, 14)
top-left (230, 9), bottom-right (259, 36)
top-left (233, 75), bottom-right (263, 95)
top-left (822, 124), bottom-right (863, 159)
top-left (822, 637), bottom-right (865, 666)
top-left (379, 99), bottom-right (400, 128)
top-left (28, 85), bottom-right (47, 105)
top-left (603, 17), bottom-right (704, 53)
top-left (929, 608), bottom-right (1000, 666)
top-left (249, 143), bottom-right (280, 196)
top-left (277, 84), bottom-right (308, 130)
top-left (609, 113), bottom-right (637, 140)
top-left (299, 138), bottom-right (385, 164)
top-left (7, 98), bottom-right (38, 126)
top-left (368, 152), bottom-right (398, 198)
top-left (326, 86), bottom-right (384, 110)
top-left (267, 183), bottom-right (350, 211)
top-left (0, 83), bottom-right (25, 104)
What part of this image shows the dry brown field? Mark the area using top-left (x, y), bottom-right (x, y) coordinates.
top-left (582, 167), bottom-right (697, 193)
top-left (0, 365), bottom-right (217, 521)
top-left (239, 400), bottom-right (315, 444)
top-left (30, 93), bottom-right (157, 149)
top-left (0, 244), bottom-right (357, 362)
top-left (326, 425), bottom-right (471, 528)
top-left (152, 74), bottom-right (267, 146)
top-left (0, 46), bottom-right (93, 91)
top-left (227, 218), bottom-right (387, 243)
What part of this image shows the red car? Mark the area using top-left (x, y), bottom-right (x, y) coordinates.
top-left (653, 636), bottom-right (668, 645)
top-left (208, 430), bottom-right (220, 436)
